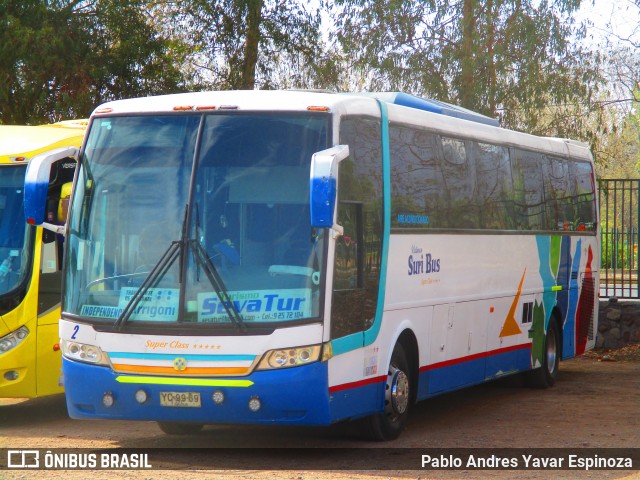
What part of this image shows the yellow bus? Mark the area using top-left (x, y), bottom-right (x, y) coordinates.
top-left (0, 120), bottom-right (85, 399)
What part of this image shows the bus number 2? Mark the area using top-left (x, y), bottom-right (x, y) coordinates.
top-left (71, 325), bottom-right (79, 340)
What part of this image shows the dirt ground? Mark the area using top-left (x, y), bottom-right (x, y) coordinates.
top-left (0, 347), bottom-right (639, 480)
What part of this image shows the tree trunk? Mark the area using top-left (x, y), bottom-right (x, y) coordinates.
top-left (460, 0), bottom-right (476, 110)
top-left (240, 0), bottom-right (264, 90)
top-left (486, 0), bottom-right (496, 115)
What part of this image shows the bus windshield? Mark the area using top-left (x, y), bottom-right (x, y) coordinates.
top-left (64, 113), bottom-right (330, 329)
top-left (0, 165), bottom-right (32, 297)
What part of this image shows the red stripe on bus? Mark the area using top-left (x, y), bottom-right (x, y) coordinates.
top-left (329, 375), bottom-right (386, 393)
top-left (328, 343), bottom-right (531, 393)
top-left (419, 343), bottom-right (532, 372)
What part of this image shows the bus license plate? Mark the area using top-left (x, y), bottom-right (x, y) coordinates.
top-left (159, 392), bottom-right (201, 408)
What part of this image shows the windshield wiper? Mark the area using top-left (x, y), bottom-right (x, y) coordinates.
top-left (115, 205), bottom-right (189, 330)
top-left (114, 203), bottom-right (245, 332)
top-left (190, 234), bottom-right (246, 333)
top-left (114, 240), bottom-right (181, 330)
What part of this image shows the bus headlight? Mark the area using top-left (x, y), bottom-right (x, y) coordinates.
top-left (257, 345), bottom-right (323, 370)
top-left (60, 339), bottom-right (108, 365)
top-left (0, 326), bottom-right (29, 354)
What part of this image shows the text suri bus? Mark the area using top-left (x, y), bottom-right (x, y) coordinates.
top-left (24, 91), bottom-right (599, 440)
top-left (1, 121), bottom-right (83, 399)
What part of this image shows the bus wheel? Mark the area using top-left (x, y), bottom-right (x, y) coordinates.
top-left (525, 319), bottom-right (559, 388)
top-left (157, 422), bottom-right (204, 435)
top-left (360, 343), bottom-right (411, 441)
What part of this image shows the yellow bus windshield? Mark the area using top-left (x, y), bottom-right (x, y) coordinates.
top-left (0, 165), bottom-right (30, 296)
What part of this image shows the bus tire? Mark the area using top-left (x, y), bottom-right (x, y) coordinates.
top-left (359, 343), bottom-right (411, 441)
top-left (157, 422), bottom-right (204, 435)
top-left (525, 319), bottom-right (560, 388)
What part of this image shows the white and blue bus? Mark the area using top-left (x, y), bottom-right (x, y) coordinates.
top-left (25, 91), bottom-right (599, 440)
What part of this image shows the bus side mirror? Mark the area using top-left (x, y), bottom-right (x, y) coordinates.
top-left (24, 146), bottom-right (78, 234)
top-left (310, 145), bottom-right (349, 230)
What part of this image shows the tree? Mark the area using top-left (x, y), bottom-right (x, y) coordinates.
top-left (0, 0), bottom-right (188, 124)
top-left (596, 105), bottom-right (640, 179)
top-left (577, 0), bottom-right (640, 174)
top-left (162, 0), bottom-right (329, 90)
top-left (331, 0), bottom-right (605, 134)
top-left (599, 0), bottom-right (640, 113)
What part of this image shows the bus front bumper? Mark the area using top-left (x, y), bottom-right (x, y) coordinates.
top-left (63, 357), bottom-right (332, 426)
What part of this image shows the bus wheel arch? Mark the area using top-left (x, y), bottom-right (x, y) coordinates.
top-left (359, 329), bottom-right (418, 441)
top-left (551, 307), bottom-right (564, 360)
top-left (525, 311), bottom-right (561, 389)
top-left (395, 329), bottom-right (419, 406)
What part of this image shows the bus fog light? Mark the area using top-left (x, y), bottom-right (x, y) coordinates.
top-left (135, 389), bottom-right (148, 404)
top-left (4, 370), bottom-right (19, 381)
top-left (248, 396), bottom-right (261, 412)
top-left (102, 392), bottom-right (115, 408)
top-left (212, 390), bottom-right (224, 405)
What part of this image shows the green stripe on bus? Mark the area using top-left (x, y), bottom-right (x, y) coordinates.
top-left (115, 376), bottom-right (254, 387)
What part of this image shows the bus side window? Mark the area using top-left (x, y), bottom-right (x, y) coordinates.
top-left (42, 181), bottom-right (71, 245)
top-left (42, 190), bottom-right (59, 245)
top-left (39, 160), bottom-right (75, 313)
top-left (333, 201), bottom-right (364, 290)
top-left (571, 161), bottom-right (597, 231)
top-left (331, 185), bottom-right (370, 339)
top-left (331, 115), bottom-right (383, 340)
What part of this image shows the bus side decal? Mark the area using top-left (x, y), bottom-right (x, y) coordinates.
top-left (534, 235), bottom-right (596, 361)
top-left (499, 269), bottom-right (526, 338)
top-left (575, 246), bottom-right (596, 355)
top-left (564, 245), bottom-right (582, 357)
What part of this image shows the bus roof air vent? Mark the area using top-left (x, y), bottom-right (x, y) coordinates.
top-left (348, 92), bottom-right (500, 127)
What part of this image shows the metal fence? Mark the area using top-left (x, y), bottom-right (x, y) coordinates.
top-left (599, 179), bottom-right (640, 299)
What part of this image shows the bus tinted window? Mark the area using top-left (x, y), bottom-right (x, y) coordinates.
top-left (0, 165), bottom-right (31, 300)
top-left (332, 116), bottom-right (383, 339)
top-left (542, 156), bottom-right (571, 231)
top-left (512, 149), bottom-right (546, 230)
top-left (572, 160), bottom-right (597, 231)
top-left (389, 124), bottom-right (444, 229)
top-left (473, 142), bottom-right (514, 229)
top-left (441, 137), bottom-right (479, 228)
top-left (389, 124), bottom-right (596, 233)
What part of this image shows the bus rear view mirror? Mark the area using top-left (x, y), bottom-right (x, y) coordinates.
top-left (24, 146), bottom-right (78, 233)
top-left (310, 145), bottom-right (349, 229)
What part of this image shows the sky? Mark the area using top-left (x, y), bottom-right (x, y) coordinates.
top-left (576, 0), bottom-right (639, 47)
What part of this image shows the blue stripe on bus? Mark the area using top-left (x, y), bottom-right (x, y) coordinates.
top-left (418, 343), bottom-right (532, 398)
top-left (327, 344), bottom-right (532, 403)
top-left (329, 376), bottom-right (384, 422)
top-left (107, 352), bottom-right (256, 362)
top-left (563, 240), bottom-right (582, 358)
top-left (535, 236), bottom-right (556, 331)
top-left (331, 99), bottom-right (391, 356)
